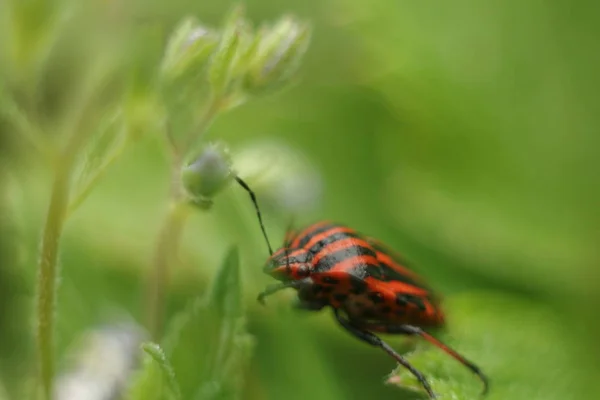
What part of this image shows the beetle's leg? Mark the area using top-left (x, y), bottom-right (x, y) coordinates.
top-left (333, 309), bottom-right (436, 399)
top-left (355, 322), bottom-right (489, 396)
top-left (257, 278), bottom-right (312, 305)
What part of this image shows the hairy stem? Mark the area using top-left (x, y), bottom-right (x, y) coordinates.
top-left (146, 193), bottom-right (191, 339)
top-left (146, 97), bottom-right (221, 339)
top-left (36, 129), bottom-right (88, 399)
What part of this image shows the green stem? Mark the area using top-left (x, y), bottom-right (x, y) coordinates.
top-left (182, 95), bottom-right (222, 153)
top-left (146, 196), bottom-right (191, 339)
top-left (146, 96), bottom-right (222, 339)
top-left (37, 167), bottom-right (69, 400)
top-left (36, 129), bottom-right (88, 399)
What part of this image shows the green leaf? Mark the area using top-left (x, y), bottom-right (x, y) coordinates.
top-left (141, 342), bottom-right (182, 400)
top-left (204, 246), bottom-right (242, 320)
top-left (161, 246), bottom-right (253, 400)
top-left (387, 292), bottom-right (582, 400)
top-left (125, 348), bottom-right (165, 400)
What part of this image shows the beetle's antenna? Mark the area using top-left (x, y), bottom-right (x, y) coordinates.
top-left (235, 176), bottom-right (273, 256)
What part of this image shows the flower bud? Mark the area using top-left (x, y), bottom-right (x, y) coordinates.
top-left (208, 6), bottom-right (245, 97)
top-left (160, 16), bottom-right (219, 82)
top-left (242, 16), bottom-right (311, 95)
top-left (181, 142), bottom-right (234, 206)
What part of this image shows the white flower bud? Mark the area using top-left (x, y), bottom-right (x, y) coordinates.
top-left (160, 17), bottom-right (219, 82)
top-left (242, 17), bottom-right (312, 95)
top-left (181, 142), bottom-right (234, 205)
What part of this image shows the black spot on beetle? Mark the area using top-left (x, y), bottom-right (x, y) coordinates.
top-left (412, 298), bottom-right (426, 311)
top-left (333, 293), bottom-right (348, 303)
top-left (368, 292), bottom-right (384, 304)
top-left (361, 308), bottom-right (377, 319)
top-left (322, 286), bottom-right (334, 294)
top-left (396, 294), bottom-right (409, 306)
top-left (322, 276), bottom-right (340, 284)
top-left (353, 301), bottom-right (365, 309)
top-left (350, 276), bottom-right (367, 294)
top-left (396, 294), bottom-right (426, 311)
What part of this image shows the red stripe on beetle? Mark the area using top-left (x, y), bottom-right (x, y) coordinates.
top-left (312, 237), bottom-right (374, 265)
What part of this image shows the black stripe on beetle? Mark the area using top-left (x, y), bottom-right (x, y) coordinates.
top-left (314, 246), bottom-right (378, 272)
top-left (307, 231), bottom-right (364, 254)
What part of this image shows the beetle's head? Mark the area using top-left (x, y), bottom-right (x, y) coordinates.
top-left (263, 247), bottom-right (312, 281)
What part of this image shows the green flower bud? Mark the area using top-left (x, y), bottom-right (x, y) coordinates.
top-left (181, 142), bottom-right (234, 207)
top-left (160, 16), bottom-right (219, 82)
top-left (208, 6), bottom-right (245, 97)
top-left (243, 16), bottom-right (311, 95)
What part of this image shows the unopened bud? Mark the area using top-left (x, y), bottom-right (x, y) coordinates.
top-left (208, 6), bottom-right (245, 97)
top-left (160, 17), bottom-right (219, 81)
top-left (181, 142), bottom-right (234, 206)
top-left (243, 16), bottom-right (311, 95)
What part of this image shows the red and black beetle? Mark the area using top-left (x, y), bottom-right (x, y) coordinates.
top-left (235, 177), bottom-right (489, 399)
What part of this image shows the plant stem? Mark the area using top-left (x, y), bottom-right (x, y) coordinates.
top-left (183, 95), bottom-right (223, 153)
top-left (146, 196), bottom-right (191, 339)
top-left (146, 97), bottom-right (222, 339)
top-left (36, 129), bottom-right (88, 399)
top-left (37, 168), bottom-right (69, 400)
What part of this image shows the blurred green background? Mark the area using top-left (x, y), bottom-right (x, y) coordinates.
top-left (1, 0), bottom-right (599, 399)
